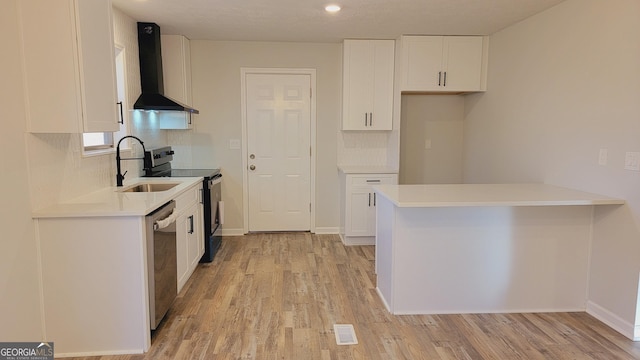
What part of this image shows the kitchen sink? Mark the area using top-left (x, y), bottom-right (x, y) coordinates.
top-left (120, 183), bottom-right (180, 193)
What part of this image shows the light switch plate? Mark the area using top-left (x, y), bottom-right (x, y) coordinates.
top-left (624, 152), bottom-right (640, 171)
top-left (598, 148), bottom-right (608, 166)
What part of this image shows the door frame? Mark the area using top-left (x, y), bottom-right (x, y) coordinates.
top-left (240, 67), bottom-right (317, 234)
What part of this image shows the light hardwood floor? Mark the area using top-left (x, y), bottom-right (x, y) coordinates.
top-left (71, 233), bottom-right (640, 359)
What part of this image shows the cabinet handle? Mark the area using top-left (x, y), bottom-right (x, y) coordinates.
top-left (188, 215), bottom-right (194, 234)
top-left (374, 193), bottom-right (376, 206)
top-left (366, 179), bottom-right (381, 183)
top-left (369, 112), bottom-right (373, 126)
top-left (117, 101), bottom-right (124, 124)
top-left (443, 71), bottom-right (447, 87)
top-left (188, 112), bottom-right (192, 125)
top-left (438, 71), bottom-right (442, 86)
top-left (368, 193), bottom-right (371, 207)
top-left (364, 113), bottom-right (368, 126)
top-left (199, 189), bottom-right (204, 204)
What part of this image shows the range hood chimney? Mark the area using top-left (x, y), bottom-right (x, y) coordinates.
top-left (134, 22), bottom-right (199, 114)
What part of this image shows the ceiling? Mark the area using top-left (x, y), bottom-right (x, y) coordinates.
top-left (111, 0), bottom-right (566, 43)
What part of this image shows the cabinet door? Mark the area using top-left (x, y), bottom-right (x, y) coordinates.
top-left (177, 203), bottom-right (200, 293)
top-left (76, 0), bottom-right (119, 133)
top-left (175, 185), bottom-right (202, 293)
top-left (20, 0), bottom-right (118, 133)
top-left (346, 187), bottom-right (374, 236)
top-left (161, 35), bottom-right (193, 107)
top-left (343, 40), bottom-right (375, 130)
top-left (20, 0), bottom-right (82, 133)
top-left (186, 202), bottom-right (203, 271)
top-left (344, 174), bottom-right (398, 237)
top-left (342, 40), bottom-right (394, 131)
top-left (176, 212), bottom-right (189, 292)
top-left (401, 36), bottom-right (444, 92)
top-left (370, 41), bottom-right (395, 130)
top-left (442, 37), bottom-right (484, 92)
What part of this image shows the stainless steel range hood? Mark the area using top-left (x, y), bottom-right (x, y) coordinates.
top-left (134, 22), bottom-right (199, 114)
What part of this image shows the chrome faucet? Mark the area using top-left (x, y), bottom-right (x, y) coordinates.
top-left (116, 135), bottom-right (147, 187)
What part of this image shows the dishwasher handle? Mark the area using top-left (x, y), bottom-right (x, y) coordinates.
top-left (154, 209), bottom-right (178, 230)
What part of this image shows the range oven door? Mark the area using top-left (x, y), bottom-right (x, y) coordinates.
top-left (201, 175), bottom-right (222, 262)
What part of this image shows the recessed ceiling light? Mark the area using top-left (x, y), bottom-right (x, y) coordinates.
top-left (325, 4), bottom-right (341, 13)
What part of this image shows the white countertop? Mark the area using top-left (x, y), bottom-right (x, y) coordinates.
top-left (338, 165), bottom-right (398, 174)
top-left (373, 183), bottom-right (625, 208)
top-left (32, 177), bottom-right (203, 218)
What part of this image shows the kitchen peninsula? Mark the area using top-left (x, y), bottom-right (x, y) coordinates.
top-left (373, 183), bottom-right (624, 315)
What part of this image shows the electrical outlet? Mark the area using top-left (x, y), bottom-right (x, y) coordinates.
top-left (624, 152), bottom-right (640, 171)
top-left (598, 148), bottom-right (608, 166)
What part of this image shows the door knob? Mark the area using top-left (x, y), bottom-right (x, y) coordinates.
top-left (249, 165), bottom-right (256, 170)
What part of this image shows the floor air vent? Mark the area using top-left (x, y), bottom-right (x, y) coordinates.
top-left (334, 324), bottom-right (358, 345)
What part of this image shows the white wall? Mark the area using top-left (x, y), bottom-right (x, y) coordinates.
top-left (188, 41), bottom-right (342, 232)
top-left (463, 0), bottom-right (640, 338)
top-left (0, 0), bottom-right (43, 340)
top-left (399, 95), bottom-right (464, 184)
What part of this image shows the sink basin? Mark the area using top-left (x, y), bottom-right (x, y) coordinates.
top-left (121, 183), bottom-right (180, 193)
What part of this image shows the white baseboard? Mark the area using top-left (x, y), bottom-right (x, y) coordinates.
top-left (376, 287), bottom-right (392, 313)
top-left (586, 300), bottom-right (637, 341)
top-left (221, 228), bottom-right (339, 236)
top-left (314, 227), bottom-right (339, 234)
top-left (339, 234), bottom-right (375, 246)
top-left (221, 228), bottom-right (245, 236)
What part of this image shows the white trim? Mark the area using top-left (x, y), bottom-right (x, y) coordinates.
top-left (34, 219), bottom-right (47, 341)
top-left (339, 234), bottom-right (375, 246)
top-left (221, 228), bottom-right (246, 237)
top-left (240, 68), bottom-right (317, 234)
top-left (586, 300), bottom-right (637, 341)
top-left (53, 349), bottom-right (144, 358)
top-left (314, 227), bottom-right (340, 235)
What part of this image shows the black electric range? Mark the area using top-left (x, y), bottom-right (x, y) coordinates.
top-left (144, 146), bottom-right (222, 262)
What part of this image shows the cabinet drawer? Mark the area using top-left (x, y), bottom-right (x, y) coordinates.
top-left (349, 175), bottom-right (397, 186)
top-left (174, 184), bottom-right (200, 211)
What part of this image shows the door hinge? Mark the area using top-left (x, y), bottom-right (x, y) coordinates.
top-left (309, 203), bottom-right (311, 212)
top-left (310, 88), bottom-right (312, 98)
top-left (310, 146), bottom-right (312, 157)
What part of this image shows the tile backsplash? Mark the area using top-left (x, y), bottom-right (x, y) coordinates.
top-left (337, 131), bottom-right (390, 167)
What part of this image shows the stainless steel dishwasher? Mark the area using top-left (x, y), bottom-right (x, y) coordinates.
top-left (146, 200), bottom-right (178, 330)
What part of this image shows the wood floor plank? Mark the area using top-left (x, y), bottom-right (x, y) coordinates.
top-left (64, 233), bottom-right (640, 360)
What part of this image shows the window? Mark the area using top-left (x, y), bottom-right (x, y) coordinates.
top-left (82, 44), bottom-right (128, 154)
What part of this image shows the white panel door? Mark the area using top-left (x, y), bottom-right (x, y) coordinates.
top-left (246, 74), bottom-right (311, 232)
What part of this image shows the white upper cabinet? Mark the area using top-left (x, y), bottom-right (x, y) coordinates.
top-left (400, 35), bottom-right (488, 93)
top-left (161, 35), bottom-right (193, 107)
top-left (159, 35), bottom-right (194, 130)
top-left (342, 39), bottom-right (394, 131)
top-left (19, 0), bottom-right (119, 133)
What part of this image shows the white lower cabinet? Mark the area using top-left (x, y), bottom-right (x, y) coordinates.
top-left (340, 172), bottom-right (398, 245)
top-left (175, 183), bottom-right (204, 292)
